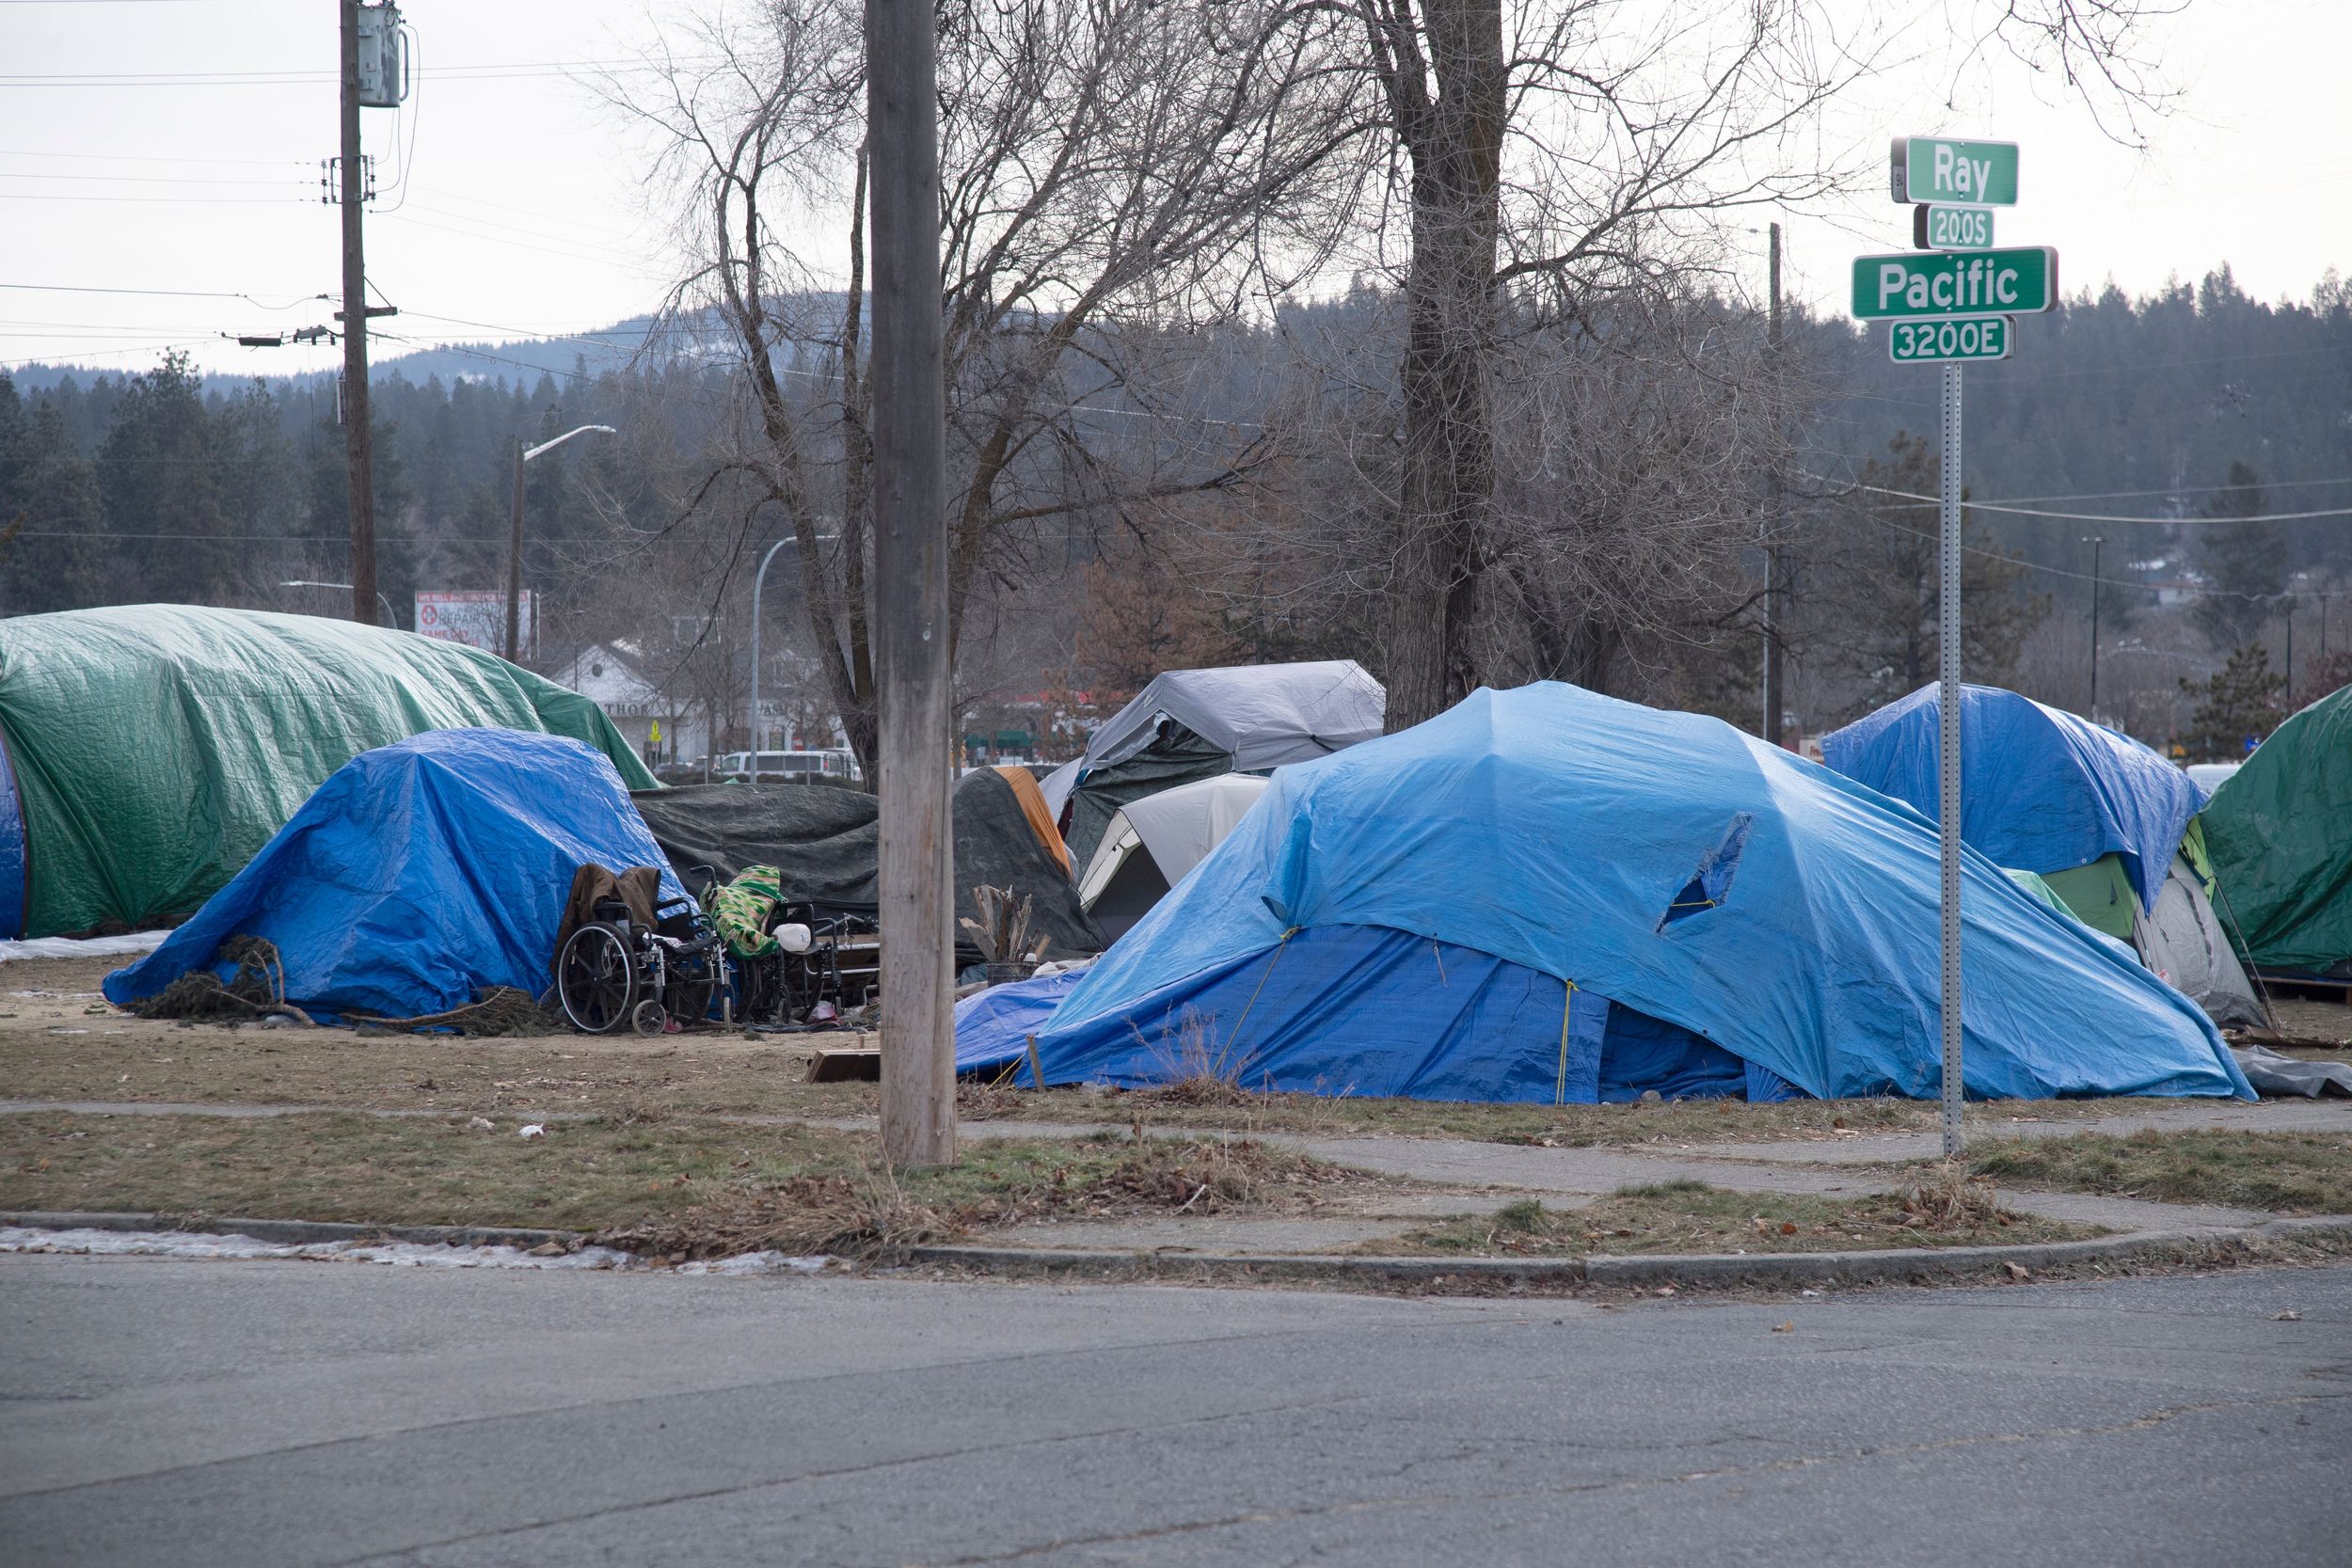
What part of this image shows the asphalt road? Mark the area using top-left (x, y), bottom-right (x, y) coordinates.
top-left (4, 1258), bottom-right (2346, 1567)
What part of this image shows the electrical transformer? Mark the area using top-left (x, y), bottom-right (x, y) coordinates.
top-left (356, 4), bottom-right (408, 108)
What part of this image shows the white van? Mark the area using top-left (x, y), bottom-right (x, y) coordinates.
top-left (715, 749), bottom-right (862, 783)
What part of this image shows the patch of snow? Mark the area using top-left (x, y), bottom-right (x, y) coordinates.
top-left (0, 1226), bottom-right (833, 1275)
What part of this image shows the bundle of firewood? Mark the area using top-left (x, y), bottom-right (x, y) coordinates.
top-left (961, 883), bottom-right (1051, 968)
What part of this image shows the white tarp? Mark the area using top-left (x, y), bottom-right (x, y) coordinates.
top-left (2133, 856), bottom-right (2266, 1029)
top-left (0, 930), bottom-right (169, 963)
top-left (1082, 661), bottom-right (1385, 773)
top-left (1038, 758), bottom-right (1082, 819)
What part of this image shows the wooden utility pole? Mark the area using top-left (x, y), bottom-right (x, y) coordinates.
top-left (866, 0), bottom-right (956, 1167)
top-left (1762, 221), bottom-right (1786, 748)
top-left (338, 0), bottom-right (378, 626)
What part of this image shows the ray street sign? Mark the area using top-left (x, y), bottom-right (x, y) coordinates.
top-left (1890, 137), bottom-right (2019, 206)
top-left (1851, 246), bottom-right (2057, 320)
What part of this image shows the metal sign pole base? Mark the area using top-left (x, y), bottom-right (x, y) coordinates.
top-left (1939, 360), bottom-right (1965, 1159)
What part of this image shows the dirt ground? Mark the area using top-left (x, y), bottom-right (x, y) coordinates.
top-left (2268, 995), bottom-right (2352, 1046)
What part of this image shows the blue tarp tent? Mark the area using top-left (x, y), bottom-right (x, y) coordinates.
top-left (960, 684), bottom-right (2249, 1103)
top-left (104, 729), bottom-right (686, 1022)
top-left (1820, 684), bottom-right (2199, 910)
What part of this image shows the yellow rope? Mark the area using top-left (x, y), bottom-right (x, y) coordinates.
top-left (1215, 927), bottom-right (1297, 1077)
top-left (1555, 979), bottom-right (1578, 1105)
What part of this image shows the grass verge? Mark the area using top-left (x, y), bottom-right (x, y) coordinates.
top-left (1970, 1129), bottom-right (2352, 1215)
top-left (1387, 1173), bottom-right (2106, 1257)
top-left (0, 1110), bottom-right (1399, 1260)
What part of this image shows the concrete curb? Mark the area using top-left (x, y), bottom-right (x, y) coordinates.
top-left (908, 1214), bottom-right (2352, 1290)
top-left (0, 1210), bottom-right (583, 1252)
top-left (8, 1211), bottom-right (2348, 1291)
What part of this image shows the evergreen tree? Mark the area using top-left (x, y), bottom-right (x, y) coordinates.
top-left (1799, 432), bottom-right (2048, 716)
top-left (98, 351), bottom-right (234, 603)
top-left (0, 377), bottom-right (109, 614)
top-left (2178, 641), bottom-right (2287, 760)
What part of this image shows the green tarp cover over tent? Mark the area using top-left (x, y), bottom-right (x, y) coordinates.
top-left (2203, 683), bottom-right (2352, 972)
top-left (0, 606), bottom-right (657, 938)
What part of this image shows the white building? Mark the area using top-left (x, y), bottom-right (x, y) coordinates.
top-left (541, 642), bottom-right (712, 769)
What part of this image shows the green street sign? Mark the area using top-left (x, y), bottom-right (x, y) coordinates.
top-left (1891, 136), bottom-right (2019, 207)
top-left (1888, 315), bottom-right (2013, 363)
top-left (1851, 247), bottom-right (2057, 320)
top-left (1914, 202), bottom-right (1994, 251)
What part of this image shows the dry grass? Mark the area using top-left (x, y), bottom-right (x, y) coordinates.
top-left (0, 1110), bottom-right (1398, 1260)
top-left (1391, 1179), bottom-right (2103, 1258)
top-left (7, 954), bottom-right (2310, 1151)
top-left (1970, 1129), bottom-right (2352, 1216)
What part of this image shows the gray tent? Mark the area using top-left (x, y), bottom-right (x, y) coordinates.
top-left (2134, 855), bottom-right (2265, 1029)
top-left (1058, 661), bottom-right (1384, 869)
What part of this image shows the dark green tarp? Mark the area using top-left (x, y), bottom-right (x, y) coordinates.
top-left (2203, 684), bottom-right (2352, 972)
top-left (0, 606), bottom-right (656, 938)
top-left (631, 769), bottom-right (1102, 965)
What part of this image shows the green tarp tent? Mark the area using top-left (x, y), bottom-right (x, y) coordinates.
top-left (0, 606), bottom-right (656, 938)
top-left (2203, 684), bottom-right (2352, 973)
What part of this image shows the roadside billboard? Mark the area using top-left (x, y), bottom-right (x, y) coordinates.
top-left (415, 590), bottom-right (533, 659)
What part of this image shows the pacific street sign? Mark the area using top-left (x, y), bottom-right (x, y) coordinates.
top-left (1851, 246), bottom-right (2058, 320)
top-left (1888, 315), bottom-right (2013, 363)
top-left (1889, 137), bottom-right (2019, 206)
top-left (1914, 202), bottom-right (1994, 251)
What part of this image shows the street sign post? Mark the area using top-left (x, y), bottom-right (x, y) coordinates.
top-left (1914, 202), bottom-right (1994, 251)
top-left (1889, 315), bottom-right (2013, 363)
top-left (1860, 133), bottom-right (2049, 1159)
top-left (1890, 136), bottom-right (2019, 205)
top-left (1851, 246), bottom-right (2057, 319)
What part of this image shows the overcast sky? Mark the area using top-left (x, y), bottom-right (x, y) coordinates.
top-left (3, 0), bottom-right (2346, 378)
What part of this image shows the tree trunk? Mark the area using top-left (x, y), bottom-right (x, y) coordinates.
top-left (1379, 0), bottom-right (1504, 734)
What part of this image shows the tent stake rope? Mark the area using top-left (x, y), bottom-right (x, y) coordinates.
top-left (1554, 980), bottom-right (1578, 1105)
top-left (1212, 927), bottom-right (1296, 1080)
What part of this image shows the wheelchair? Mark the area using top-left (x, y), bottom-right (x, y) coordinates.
top-left (554, 885), bottom-right (731, 1036)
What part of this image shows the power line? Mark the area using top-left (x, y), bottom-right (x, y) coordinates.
top-left (0, 171), bottom-right (310, 186)
top-left (0, 282), bottom-right (327, 307)
top-left (1844, 508), bottom-right (2337, 604)
top-left (1843, 479), bottom-right (2352, 526)
top-left (0, 147), bottom-right (309, 166)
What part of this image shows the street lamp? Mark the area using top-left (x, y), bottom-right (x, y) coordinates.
top-left (2080, 535), bottom-right (2104, 724)
top-left (506, 424), bottom-right (618, 662)
top-left (747, 531), bottom-right (837, 783)
top-left (281, 579), bottom-right (395, 627)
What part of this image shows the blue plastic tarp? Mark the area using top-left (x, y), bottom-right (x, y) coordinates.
top-left (985, 684), bottom-right (2249, 1103)
top-left (1820, 684), bottom-right (2199, 909)
top-left (956, 969), bottom-right (1091, 1079)
top-left (104, 729), bottom-right (686, 1022)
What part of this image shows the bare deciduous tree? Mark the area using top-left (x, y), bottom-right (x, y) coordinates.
top-left (612, 0), bottom-right (1361, 770)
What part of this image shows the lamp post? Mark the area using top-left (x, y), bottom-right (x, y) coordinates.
top-left (2080, 535), bottom-right (2104, 723)
top-left (281, 579), bottom-right (395, 626)
top-left (505, 423), bottom-right (617, 662)
top-left (748, 532), bottom-right (836, 782)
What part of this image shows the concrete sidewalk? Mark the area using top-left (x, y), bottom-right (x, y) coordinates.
top-left (3, 1094), bottom-right (2341, 1264)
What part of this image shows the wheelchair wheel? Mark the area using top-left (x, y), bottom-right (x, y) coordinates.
top-left (665, 951), bottom-right (724, 1027)
top-left (557, 921), bottom-right (638, 1034)
top-left (630, 998), bottom-right (668, 1037)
